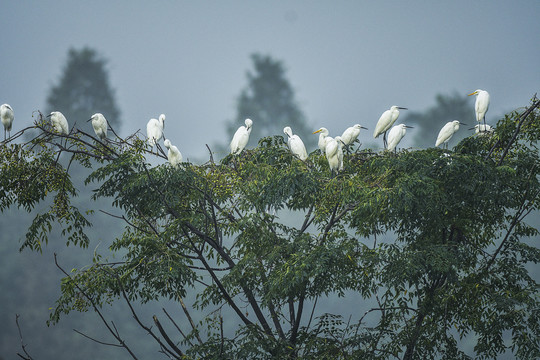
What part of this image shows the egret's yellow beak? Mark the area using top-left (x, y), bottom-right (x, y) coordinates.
top-left (313, 129), bottom-right (322, 134)
top-left (467, 91), bottom-right (478, 96)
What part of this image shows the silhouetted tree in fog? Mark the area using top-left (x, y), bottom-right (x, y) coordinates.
top-left (223, 53), bottom-right (314, 153)
top-left (46, 47), bottom-right (121, 133)
top-left (402, 92), bottom-right (472, 148)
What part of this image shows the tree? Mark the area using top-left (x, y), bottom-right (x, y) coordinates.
top-left (402, 92), bottom-right (474, 148)
top-left (1, 96), bottom-right (540, 359)
top-left (46, 47), bottom-right (121, 134)
top-left (223, 54), bottom-right (315, 153)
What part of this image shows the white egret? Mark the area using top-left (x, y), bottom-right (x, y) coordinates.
top-left (147, 114), bottom-right (166, 146)
top-left (335, 136), bottom-right (345, 171)
top-left (88, 113), bottom-right (108, 140)
top-left (1, 104), bottom-right (14, 140)
top-left (283, 126), bottom-right (308, 161)
top-left (436, 120), bottom-right (466, 148)
top-left (313, 127), bottom-right (330, 152)
top-left (323, 135), bottom-right (344, 174)
top-left (230, 118), bottom-right (253, 155)
top-left (324, 136), bottom-right (339, 173)
top-left (387, 124), bottom-right (413, 152)
top-left (47, 111), bottom-right (69, 135)
top-left (341, 124), bottom-right (368, 151)
top-left (163, 139), bottom-right (183, 168)
top-left (373, 106), bottom-right (408, 147)
top-left (470, 124), bottom-right (494, 136)
top-left (468, 89), bottom-right (490, 128)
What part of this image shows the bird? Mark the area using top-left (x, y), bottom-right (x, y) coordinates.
top-left (436, 120), bottom-right (466, 148)
top-left (324, 135), bottom-right (344, 174)
top-left (468, 89), bottom-right (490, 129)
top-left (47, 111), bottom-right (69, 135)
top-left (163, 139), bottom-right (182, 168)
top-left (1, 104), bottom-right (14, 140)
top-left (283, 126), bottom-right (308, 161)
top-left (470, 124), bottom-right (494, 136)
top-left (373, 106), bottom-right (408, 147)
top-left (147, 114), bottom-right (166, 147)
top-left (341, 124), bottom-right (368, 151)
top-left (88, 113), bottom-right (108, 140)
top-left (313, 127), bottom-right (330, 153)
top-left (230, 118), bottom-right (253, 155)
top-left (387, 124), bottom-right (413, 152)
top-left (335, 136), bottom-right (345, 171)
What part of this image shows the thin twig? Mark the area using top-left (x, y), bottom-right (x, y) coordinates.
top-left (15, 314), bottom-right (34, 360)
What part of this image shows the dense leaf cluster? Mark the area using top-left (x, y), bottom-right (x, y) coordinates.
top-left (1, 98), bottom-right (539, 359)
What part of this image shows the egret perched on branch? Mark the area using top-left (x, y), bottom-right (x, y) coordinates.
top-left (1, 104), bottom-right (14, 140)
top-left (374, 106), bottom-right (407, 147)
top-left (436, 120), bottom-right (466, 148)
top-left (283, 126), bottom-right (308, 161)
top-left (324, 136), bottom-right (344, 174)
top-left (341, 124), bottom-right (368, 151)
top-left (387, 124), bottom-right (413, 152)
top-left (468, 89), bottom-right (490, 129)
top-left (88, 113), bottom-right (108, 140)
top-left (47, 111), bottom-right (69, 135)
top-left (147, 114), bottom-right (165, 147)
top-left (470, 124), bottom-right (494, 136)
top-left (313, 127), bottom-right (330, 152)
top-left (230, 118), bottom-right (253, 155)
top-left (163, 139), bottom-right (182, 168)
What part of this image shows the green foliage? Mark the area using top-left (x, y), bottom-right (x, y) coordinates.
top-left (1, 97), bottom-right (540, 359)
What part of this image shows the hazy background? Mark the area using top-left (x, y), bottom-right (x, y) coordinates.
top-left (1, 1), bottom-right (539, 159)
top-left (1, 1), bottom-right (539, 358)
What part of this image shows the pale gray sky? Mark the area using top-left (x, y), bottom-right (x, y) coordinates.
top-left (1, 1), bottom-right (539, 158)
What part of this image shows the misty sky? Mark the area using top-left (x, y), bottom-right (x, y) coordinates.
top-left (1, 1), bottom-right (539, 159)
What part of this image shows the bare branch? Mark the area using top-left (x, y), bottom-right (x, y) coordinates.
top-left (15, 314), bottom-right (34, 360)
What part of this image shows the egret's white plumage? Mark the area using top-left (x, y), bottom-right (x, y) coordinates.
top-left (89, 113), bottom-right (108, 140)
top-left (341, 124), bottom-right (368, 146)
top-left (283, 126), bottom-right (308, 161)
top-left (147, 114), bottom-right (166, 146)
top-left (324, 136), bottom-right (339, 173)
top-left (468, 89), bottom-right (490, 124)
top-left (470, 124), bottom-right (494, 135)
top-left (230, 118), bottom-right (253, 155)
top-left (373, 106), bottom-right (407, 140)
top-left (436, 120), bottom-right (466, 148)
top-left (387, 124), bottom-right (413, 151)
top-left (48, 111), bottom-right (69, 135)
top-left (313, 127), bottom-right (330, 152)
top-left (335, 136), bottom-right (344, 171)
top-left (1, 104), bottom-right (14, 140)
top-left (163, 139), bottom-right (183, 168)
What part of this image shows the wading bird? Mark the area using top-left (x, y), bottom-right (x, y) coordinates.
top-left (163, 139), bottom-right (182, 168)
top-left (313, 127), bottom-right (330, 153)
top-left (1, 104), bottom-right (14, 140)
top-left (468, 89), bottom-right (490, 129)
top-left (341, 124), bottom-right (368, 152)
top-left (283, 126), bottom-right (308, 161)
top-left (436, 120), bottom-right (466, 149)
top-left (147, 114), bottom-right (166, 147)
top-left (374, 106), bottom-right (407, 147)
top-left (88, 113), bottom-right (108, 140)
top-left (230, 118), bottom-right (253, 155)
top-left (48, 111), bottom-right (69, 135)
top-left (387, 124), bottom-right (413, 152)
top-left (324, 135), bottom-right (344, 174)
